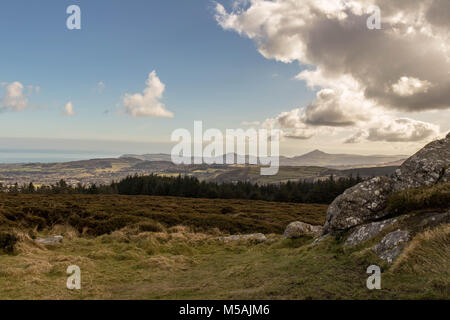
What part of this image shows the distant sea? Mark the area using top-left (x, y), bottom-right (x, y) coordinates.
top-left (0, 149), bottom-right (120, 164)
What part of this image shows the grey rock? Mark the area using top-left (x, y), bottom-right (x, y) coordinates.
top-left (377, 247), bottom-right (404, 263)
top-left (344, 218), bottom-right (397, 247)
top-left (394, 133), bottom-right (450, 189)
top-left (323, 134), bottom-right (450, 233)
top-left (323, 176), bottom-right (394, 233)
top-left (35, 235), bottom-right (64, 245)
top-left (417, 210), bottom-right (450, 229)
top-left (283, 221), bottom-right (322, 238)
top-left (219, 233), bottom-right (267, 243)
top-left (373, 229), bottom-right (409, 263)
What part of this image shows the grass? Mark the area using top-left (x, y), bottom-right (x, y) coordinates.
top-left (0, 223), bottom-right (448, 299)
top-left (0, 192), bottom-right (448, 300)
top-left (0, 194), bottom-right (326, 237)
top-left (388, 182), bottom-right (450, 215)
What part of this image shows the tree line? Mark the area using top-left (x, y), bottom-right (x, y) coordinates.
top-left (0, 173), bottom-right (364, 204)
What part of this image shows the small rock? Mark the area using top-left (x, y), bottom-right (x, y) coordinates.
top-left (35, 235), bottom-right (64, 245)
top-left (377, 247), bottom-right (404, 264)
top-left (344, 218), bottom-right (397, 247)
top-left (418, 210), bottom-right (450, 229)
top-left (373, 229), bottom-right (409, 263)
top-left (283, 221), bottom-right (322, 238)
top-left (219, 233), bottom-right (266, 243)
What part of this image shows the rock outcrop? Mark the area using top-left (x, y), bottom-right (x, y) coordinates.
top-left (320, 133), bottom-right (449, 263)
top-left (283, 221), bottom-right (322, 238)
top-left (343, 210), bottom-right (449, 262)
top-left (344, 217), bottom-right (397, 247)
top-left (394, 132), bottom-right (450, 189)
top-left (323, 133), bottom-right (450, 234)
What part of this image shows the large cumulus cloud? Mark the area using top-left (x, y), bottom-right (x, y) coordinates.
top-left (215, 0), bottom-right (448, 143)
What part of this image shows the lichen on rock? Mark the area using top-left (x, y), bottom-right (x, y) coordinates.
top-left (344, 217), bottom-right (397, 247)
top-left (372, 230), bottom-right (409, 263)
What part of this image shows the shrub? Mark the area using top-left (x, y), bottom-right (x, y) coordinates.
top-left (139, 221), bottom-right (163, 233)
top-left (25, 215), bottom-right (47, 230)
top-left (221, 206), bottom-right (235, 214)
top-left (0, 232), bottom-right (18, 254)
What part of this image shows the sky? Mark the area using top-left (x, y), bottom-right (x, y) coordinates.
top-left (0, 0), bottom-right (449, 158)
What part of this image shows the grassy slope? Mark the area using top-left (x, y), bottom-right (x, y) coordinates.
top-left (0, 224), bottom-right (448, 300)
top-left (0, 192), bottom-right (448, 300)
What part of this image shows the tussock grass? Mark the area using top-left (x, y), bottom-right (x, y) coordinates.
top-left (0, 221), bottom-right (448, 299)
top-left (388, 182), bottom-right (450, 215)
top-left (392, 224), bottom-right (450, 275)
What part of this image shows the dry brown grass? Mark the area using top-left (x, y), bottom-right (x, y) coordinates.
top-left (49, 225), bottom-right (80, 240)
top-left (0, 221), bottom-right (449, 299)
top-left (392, 223), bottom-right (450, 275)
top-left (0, 194), bottom-right (327, 237)
top-left (0, 190), bottom-right (448, 300)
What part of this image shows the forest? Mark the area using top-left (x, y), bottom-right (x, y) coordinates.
top-left (1, 173), bottom-right (364, 204)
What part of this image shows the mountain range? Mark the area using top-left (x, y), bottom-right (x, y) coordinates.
top-left (121, 150), bottom-right (408, 168)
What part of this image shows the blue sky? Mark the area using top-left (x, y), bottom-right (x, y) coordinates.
top-left (0, 0), bottom-right (314, 154)
top-left (1, 0), bottom-right (448, 158)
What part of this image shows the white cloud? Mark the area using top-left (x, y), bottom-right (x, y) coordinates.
top-left (392, 77), bottom-right (432, 97)
top-left (215, 0), bottom-right (450, 112)
top-left (241, 121), bottom-right (260, 126)
top-left (345, 117), bottom-right (440, 143)
top-left (215, 0), bottom-right (448, 143)
top-left (1, 81), bottom-right (28, 111)
top-left (283, 129), bottom-right (314, 140)
top-left (123, 71), bottom-right (174, 118)
top-left (63, 102), bottom-right (75, 116)
top-left (95, 81), bottom-right (105, 94)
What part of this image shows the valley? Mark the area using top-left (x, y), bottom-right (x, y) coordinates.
top-left (0, 150), bottom-right (405, 187)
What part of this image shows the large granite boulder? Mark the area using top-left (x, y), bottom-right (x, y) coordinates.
top-left (283, 221), bottom-right (322, 238)
top-left (323, 133), bottom-right (450, 234)
top-left (323, 176), bottom-right (394, 233)
top-left (394, 132), bottom-right (450, 189)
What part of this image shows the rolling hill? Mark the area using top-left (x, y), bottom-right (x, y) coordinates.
top-left (123, 150), bottom-right (407, 168)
